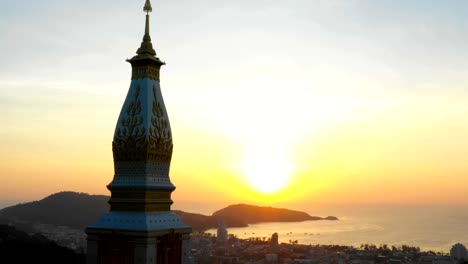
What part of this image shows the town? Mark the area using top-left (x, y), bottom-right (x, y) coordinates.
top-left (2, 219), bottom-right (468, 264)
top-left (190, 226), bottom-right (468, 264)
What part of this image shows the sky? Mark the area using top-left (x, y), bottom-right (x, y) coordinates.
top-left (1, 0), bottom-right (468, 212)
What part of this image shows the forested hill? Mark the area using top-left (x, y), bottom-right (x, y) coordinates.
top-left (0, 192), bottom-right (108, 229)
top-left (0, 192), bottom-right (337, 231)
top-left (213, 204), bottom-right (338, 226)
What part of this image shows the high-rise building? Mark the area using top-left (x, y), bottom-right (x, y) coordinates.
top-left (216, 220), bottom-right (228, 247)
top-left (86, 1), bottom-right (192, 263)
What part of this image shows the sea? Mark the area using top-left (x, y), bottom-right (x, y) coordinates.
top-left (206, 205), bottom-right (468, 252)
top-left (1, 200), bottom-right (467, 252)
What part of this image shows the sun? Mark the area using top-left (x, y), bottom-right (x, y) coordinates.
top-left (241, 150), bottom-right (292, 194)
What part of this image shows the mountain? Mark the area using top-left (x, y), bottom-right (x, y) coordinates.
top-left (212, 204), bottom-right (337, 227)
top-left (0, 192), bottom-right (337, 232)
top-left (172, 210), bottom-right (217, 231)
top-left (0, 192), bottom-right (108, 229)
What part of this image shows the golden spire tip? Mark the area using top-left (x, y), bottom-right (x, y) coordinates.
top-left (144, 0), bottom-right (153, 14)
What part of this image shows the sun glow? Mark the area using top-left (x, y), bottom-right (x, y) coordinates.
top-left (241, 147), bottom-right (292, 194)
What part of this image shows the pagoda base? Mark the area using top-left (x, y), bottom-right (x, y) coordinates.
top-left (86, 212), bottom-right (191, 264)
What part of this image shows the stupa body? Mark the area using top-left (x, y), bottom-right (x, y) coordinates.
top-left (86, 1), bottom-right (192, 263)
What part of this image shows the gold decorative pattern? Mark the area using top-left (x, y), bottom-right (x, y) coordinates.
top-left (113, 85), bottom-right (146, 162)
top-left (149, 85), bottom-right (173, 155)
top-left (131, 65), bottom-right (160, 81)
top-left (115, 85), bottom-right (145, 140)
top-left (112, 84), bottom-right (173, 163)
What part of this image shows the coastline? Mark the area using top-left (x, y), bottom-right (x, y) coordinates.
top-left (190, 232), bottom-right (457, 263)
top-left (205, 205), bottom-right (468, 252)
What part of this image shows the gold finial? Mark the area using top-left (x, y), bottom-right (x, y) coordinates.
top-left (144, 0), bottom-right (152, 14)
top-left (128, 0), bottom-right (165, 65)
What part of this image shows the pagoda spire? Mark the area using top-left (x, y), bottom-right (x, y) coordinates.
top-left (86, 1), bottom-right (191, 263)
top-left (144, 0), bottom-right (153, 14)
top-left (131, 0), bottom-right (164, 65)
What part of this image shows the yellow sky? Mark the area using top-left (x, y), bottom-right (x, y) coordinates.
top-left (2, 76), bottom-right (467, 207)
top-left (1, 1), bottom-right (468, 209)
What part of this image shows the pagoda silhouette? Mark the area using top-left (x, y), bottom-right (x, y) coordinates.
top-left (86, 1), bottom-right (192, 263)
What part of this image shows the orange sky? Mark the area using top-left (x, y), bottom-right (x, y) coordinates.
top-left (1, 1), bottom-right (468, 209)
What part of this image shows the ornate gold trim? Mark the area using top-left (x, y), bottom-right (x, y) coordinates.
top-left (112, 85), bottom-right (173, 163)
top-left (131, 65), bottom-right (160, 81)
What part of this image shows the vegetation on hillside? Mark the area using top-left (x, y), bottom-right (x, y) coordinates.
top-left (0, 192), bottom-right (337, 232)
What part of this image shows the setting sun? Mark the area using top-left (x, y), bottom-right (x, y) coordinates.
top-left (2, 0), bottom-right (468, 213)
top-left (241, 146), bottom-right (292, 194)
top-left (3, 1), bottom-right (468, 262)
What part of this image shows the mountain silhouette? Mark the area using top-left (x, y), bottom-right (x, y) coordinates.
top-left (0, 192), bottom-right (337, 231)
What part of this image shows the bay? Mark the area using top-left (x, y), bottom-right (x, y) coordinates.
top-left (206, 205), bottom-right (468, 252)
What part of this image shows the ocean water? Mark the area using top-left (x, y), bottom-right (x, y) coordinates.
top-left (206, 205), bottom-right (468, 252)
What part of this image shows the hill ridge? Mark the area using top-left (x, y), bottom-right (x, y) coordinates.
top-left (0, 192), bottom-right (338, 232)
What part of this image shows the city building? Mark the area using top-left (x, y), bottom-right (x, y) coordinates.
top-left (217, 220), bottom-right (228, 247)
top-left (85, 1), bottom-right (192, 263)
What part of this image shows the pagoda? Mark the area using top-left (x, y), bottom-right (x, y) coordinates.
top-left (86, 1), bottom-right (192, 263)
